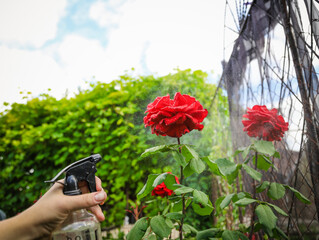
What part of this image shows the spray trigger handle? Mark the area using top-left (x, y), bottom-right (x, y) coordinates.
top-left (45, 154), bottom-right (102, 195)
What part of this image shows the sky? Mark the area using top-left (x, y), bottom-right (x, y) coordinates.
top-left (0, 0), bottom-right (238, 111)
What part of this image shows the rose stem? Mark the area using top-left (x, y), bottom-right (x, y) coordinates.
top-left (177, 137), bottom-right (184, 240)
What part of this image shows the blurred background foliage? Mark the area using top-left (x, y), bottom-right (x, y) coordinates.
top-left (0, 69), bottom-right (231, 229)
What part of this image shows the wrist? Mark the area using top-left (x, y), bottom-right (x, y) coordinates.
top-left (15, 207), bottom-right (51, 240)
top-left (0, 211), bottom-right (44, 240)
top-left (16, 209), bottom-right (45, 240)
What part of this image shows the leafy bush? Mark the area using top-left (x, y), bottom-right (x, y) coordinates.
top-left (0, 69), bottom-right (230, 228)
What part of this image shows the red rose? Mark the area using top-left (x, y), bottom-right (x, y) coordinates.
top-left (144, 92), bottom-right (208, 138)
top-left (242, 105), bottom-right (289, 141)
top-left (152, 173), bottom-right (180, 198)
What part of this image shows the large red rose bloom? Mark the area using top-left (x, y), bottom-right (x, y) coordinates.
top-left (144, 92), bottom-right (208, 138)
top-left (151, 173), bottom-right (180, 198)
top-left (242, 105), bottom-right (289, 141)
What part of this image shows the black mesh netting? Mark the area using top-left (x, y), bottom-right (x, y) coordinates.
top-left (219, 0), bottom-right (319, 238)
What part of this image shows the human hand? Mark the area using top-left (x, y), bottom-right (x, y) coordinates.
top-left (35, 176), bottom-right (107, 237)
top-left (0, 176), bottom-right (107, 240)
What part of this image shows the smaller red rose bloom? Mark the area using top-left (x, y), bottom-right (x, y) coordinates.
top-left (144, 92), bottom-right (208, 138)
top-left (242, 105), bottom-right (289, 141)
top-left (152, 173), bottom-right (180, 198)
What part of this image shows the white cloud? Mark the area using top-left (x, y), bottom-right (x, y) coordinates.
top-left (1, 0), bottom-right (235, 110)
top-left (0, 34), bottom-right (114, 110)
top-left (58, 35), bottom-right (108, 80)
top-left (0, 45), bottom-right (68, 109)
top-left (0, 0), bottom-right (67, 48)
top-left (89, 0), bottom-right (124, 28)
top-left (90, 0), bottom-right (227, 76)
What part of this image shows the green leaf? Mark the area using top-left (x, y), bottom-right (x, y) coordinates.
top-left (190, 157), bottom-right (206, 174)
top-left (196, 228), bottom-right (222, 239)
top-left (202, 157), bottom-right (223, 176)
top-left (221, 230), bottom-right (239, 240)
top-left (183, 162), bottom-right (195, 178)
top-left (234, 148), bottom-right (244, 157)
top-left (182, 145), bottom-right (205, 174)
top-left (255, 204), bottom-right (277, 231)
top-left (236, 231), bottom-right (249, 240)
top-left (152, 173), bottom-right (168, 187)
top-left (172, 198), bottom-right (192, 212)
top-left (215, 158), bottom-right (239, 184)
top-left (181, 145), bottom-right (198, 162)
top-left (162, 204), bottom-right (170, 215)
top-left (165, 218), bottom-right (174, 229)
top-left (141, 145), bottom-right (168, 158)
top-left (150, 215), bottom-right (172, 238)
top-left (273, 226), bottom-right (288, 239)
top-left (215, 158), bottom-right (237, 175)
top-left (172, 151), bottom-right (187, 167)
top-left (234, 145), bottom-right (251, 160)
top-left (193, 189), bottom-right (209, 205)
top-left (284, 185), bottom-right (311, 204)
top-left (183, 224), bottom-right (198, 234)
top-left (256, 181), bottom-right (270, 193)
top-left (266, 203), bottom-right (288, 216)
top-left (165, 212), bottom-right (183, 221)
top-left (253, 140), bottom-right (276, 156)
top-left (126, 217), bottom-right (148, 240)
top-left (215, 196), bottom-right (225, 214)
top-left (256, 155), bottom-right (272, 171)
top-left (174, 186), bottom-right (194, 195)
top-left (164, 174), bottom-right (179, 190)
top-left (141, 144), bottom-right (179, 158)
top-left (273, 151), bottom-right (281, 159)
top-left (137, 174), bottom-right (158, 199)
top-left (242, 145), bottom-right (251, 159)
top-left (144, 234), bottom-right (156, 240)
top-left (234, 198), bottom-right (257, 206)
top-left (192, 200), bottom-right (214, 216)
top-left (231, 192), bottom-right (251, 203)
top-left (242, 164), bottom-right (262, 181)
top-left (220, 193), bottom-right (235, 209)
top-left (267, 182), bottom-right (285, 200)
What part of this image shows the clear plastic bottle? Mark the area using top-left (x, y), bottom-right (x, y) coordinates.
top-left (52, 209), bottom-right (102, 240)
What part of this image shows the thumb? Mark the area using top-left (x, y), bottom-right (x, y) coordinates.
top-left (64, 190), bottom-right (107, 212)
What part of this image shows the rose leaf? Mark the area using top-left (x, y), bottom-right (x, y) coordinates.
top-left (219, 193), bottom-right (235, 210)
top-left (253, 140), bottom-right (276, 156)
top-left (234, 198), bottom-right (257, 206)
top-left (255, 204), bottom-right (277, 232)
top-left (283, 185), bottom-right (311, 204)
top-left (267, 182), bottom-right (285, 200)
top-left (126, 217), bottom-right (149, 240)
top-left (152, 173), bottom-right (168, 187)
top-left (192, 200), bottom-right (214, 216)
top-left (242, 164), bottom-right (262, 182)
top-left (196, 228), bottom-right (222, 239)
top-left (150, 215), bottom-right (172, 238)
top-left (256, 181), bottom-right (270, 193)
top-left (137, 174), bottom-right (158, 199)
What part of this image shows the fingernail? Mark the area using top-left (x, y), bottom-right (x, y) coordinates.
top-left (94, 191), bottom-right (105, 202)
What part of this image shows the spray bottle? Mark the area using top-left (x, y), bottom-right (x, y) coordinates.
top-left (45, 154), bottom-right (103, 240)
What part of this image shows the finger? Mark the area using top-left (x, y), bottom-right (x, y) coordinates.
top-left (64, 190), bottom-right (107, 211)
top-left (79, 176), bottom-right (103, 194)
top-left (44, 180), bottom-right (64, 195)
top-left (95, 176), bottom-right (102, 191)
top-left (89, 205), bottom-right (105, 222)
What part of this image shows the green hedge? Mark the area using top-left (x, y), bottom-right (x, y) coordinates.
top-left (0, 69), bottom-right (230, 228)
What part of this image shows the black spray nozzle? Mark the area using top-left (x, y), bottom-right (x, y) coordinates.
top-left (45, 154), bottom-right (102, 196)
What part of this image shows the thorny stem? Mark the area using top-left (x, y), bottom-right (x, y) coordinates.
top-left (177, 137), bottom-right (184, 240)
